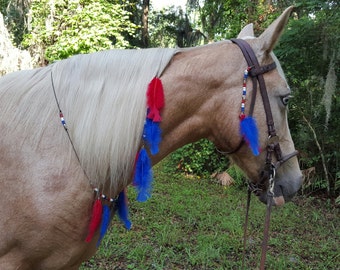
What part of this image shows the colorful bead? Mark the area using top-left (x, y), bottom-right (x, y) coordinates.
top-left (59, 111), bottom-right (67, 129)
top-left (240, 67), bottom-right (251, 119)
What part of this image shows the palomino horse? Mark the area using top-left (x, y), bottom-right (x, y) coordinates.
top-left (0, 6), bottom-right (302, 269)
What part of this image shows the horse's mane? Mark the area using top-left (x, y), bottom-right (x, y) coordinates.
top-left (0, 48), bottom-right (177, 194)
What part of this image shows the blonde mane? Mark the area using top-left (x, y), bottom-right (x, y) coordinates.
top-left (0, 48), bottom-right (177, 194)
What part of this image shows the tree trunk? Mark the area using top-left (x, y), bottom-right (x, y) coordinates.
top-left (0, 12), bottom-right (32, 76)
top-left (142, 0), bottom-right (149, 48)
top-left (302, 115), bottom-right (331, 198)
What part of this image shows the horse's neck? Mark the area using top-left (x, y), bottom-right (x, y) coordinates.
top-left (153, 42), bottom-right (241, 164)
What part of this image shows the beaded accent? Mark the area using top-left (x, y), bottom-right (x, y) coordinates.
top-left (59, 111), bottom-right (67, 130)
top-left (93, 187), bottom-right (117, 204)
top-left (238, 66), bottom-right (260, 156)
top-left (239, 67), bottom-right (251, 120)
top-left (51, 70), bottom-right (130, 246)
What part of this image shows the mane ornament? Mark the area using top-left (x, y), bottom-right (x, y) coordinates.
top-left (84, 67), bottom-right (259, 245)
top-left (52, 69), bottom-right (166, 244)
top-left (239, 67), bottom-right (260, 156)
top-left (133, 76), bottom-right (165, 202)
top-left (87, 76), bottom-right (166, 243)
top-left (51, 70), bottom-right (133, 244)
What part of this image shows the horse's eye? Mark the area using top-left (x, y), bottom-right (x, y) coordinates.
top-left (282, 95), bottom-right (292, 106)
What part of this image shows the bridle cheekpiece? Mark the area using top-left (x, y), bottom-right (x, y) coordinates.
top-left (230, 38), bottom-right (298, 195)
top-left (230, 38), bottom-right (299, 270)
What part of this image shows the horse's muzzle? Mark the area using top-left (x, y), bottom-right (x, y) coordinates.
top-left (258, 174), bottom-right (303, 205)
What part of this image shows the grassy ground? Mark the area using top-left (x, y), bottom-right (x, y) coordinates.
top-left (81, 162), bottom-right (339, 270)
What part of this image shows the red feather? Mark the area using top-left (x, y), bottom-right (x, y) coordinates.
top-left (85, 198), bottom-right (103, 243)
top-left (146, 77), bottom-right (164, 122)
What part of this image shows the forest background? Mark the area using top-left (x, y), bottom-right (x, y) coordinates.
top-left (0, 0), bottom-right (339, 202)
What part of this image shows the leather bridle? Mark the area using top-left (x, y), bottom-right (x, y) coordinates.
top-left (230, 38), bottom-right (299, 270)
top-left (229, 38), bottom-right (298, 191)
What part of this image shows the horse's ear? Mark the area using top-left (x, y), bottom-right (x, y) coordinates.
top-left (259, 6), bottom-right (294, 53)
top-left (237, 23), bottom-right (254, 38)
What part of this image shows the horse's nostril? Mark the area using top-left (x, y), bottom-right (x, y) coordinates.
top-left (273, 196), bottom-right (285, 206)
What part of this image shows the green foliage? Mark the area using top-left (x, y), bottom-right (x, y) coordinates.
top-left (22, 0), bottom-right (138, 62)
top-left (167, 139), bottom-right (229, 177)
top-left (227, 164), bottom-right (246, 188)
top-left (149, 6), bottom-right (205, 48)
top-left (148, 7), bottom-right (182, 48)
top-left (80, 162), bottom-right (340, 269)
top-left (1, 0), bottom-right (29, 46)
top-left (190, 0), bottom-right (249, 41)
top-left (275, 1), bottom-right (340, 198)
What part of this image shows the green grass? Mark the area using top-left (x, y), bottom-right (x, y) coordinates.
top-left (81, 162), bottom-right (339, 270)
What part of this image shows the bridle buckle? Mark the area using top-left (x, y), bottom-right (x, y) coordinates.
top-left (267, 134), bottom-right (279, 145)
top-left (267, 163), bottom-right (276, 196)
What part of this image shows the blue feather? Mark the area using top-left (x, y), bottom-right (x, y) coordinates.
top-left (117, 191), bottom-right (132, 230)
top-left (97, 204), bottom-right (111, 247)
top-left (144, 118), bottom-right (162, 155)
top-left (133, 148), bottom-right (153, 202)
top-left (240, 117), bottom-right (260, 156)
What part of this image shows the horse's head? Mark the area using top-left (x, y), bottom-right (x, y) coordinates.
top-left (157, 7), bottom-right (302, 205)
top-left (220, 7), bottom-right (303, 205)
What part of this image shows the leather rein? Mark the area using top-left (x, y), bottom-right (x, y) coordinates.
top-left (229, 39), bottom-right (298, 269)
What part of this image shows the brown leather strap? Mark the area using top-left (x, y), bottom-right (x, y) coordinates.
top-left (260, 192), bottom-right (273, 270)
top-left (231, 38), bottom-right (277, 270)
top-left (231, 38), bottom-right (299, 270)
top-left (231, 38), bottom-right (277, 138)
top-left (249, 62), bottom-right (277, 77)
top-left (226, 39), bottom-right (277, 155)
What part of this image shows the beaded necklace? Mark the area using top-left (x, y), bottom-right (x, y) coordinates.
top-left (50, 71), bottom-right (130, 246)
top-left (51, 69), bottom-right (163, 246)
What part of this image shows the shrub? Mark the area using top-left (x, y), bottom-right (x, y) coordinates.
top-left (167, 139), bottom-right (229, 177)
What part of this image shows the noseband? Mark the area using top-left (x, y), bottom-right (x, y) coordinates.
top-left (230, 39), bottom-right (298, 270)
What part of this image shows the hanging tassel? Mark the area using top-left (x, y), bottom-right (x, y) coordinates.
top-left (96, 204), bottom-right (111, 247)
top-left (146, 77), bottom-right (164, 122)
top-left (133, 148), bottom-right (153, 202)
top-left (144, 118), bottom-right (162, 155)
top-left (240, 116), bottom-right (260, 156)
top-left (117, 190), bottom-right (132, 230)
top-left (85, 198), bottom-right (103, 243)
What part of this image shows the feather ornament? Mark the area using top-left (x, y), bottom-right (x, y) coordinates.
top-left (133, 148), bottom-right (153, 202)
top-left (117, 190), bottom-right (132, 230)
top-left (97, 204), bottom-right (111, 247)
top-left (85, 198), bottom-right (103, 243)
top-left (144, 118), bottom-right (162, 155)
top-left (240, 116), bottom-right (260, 156)
top-left (146, 77), bottom-right (164, 122)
